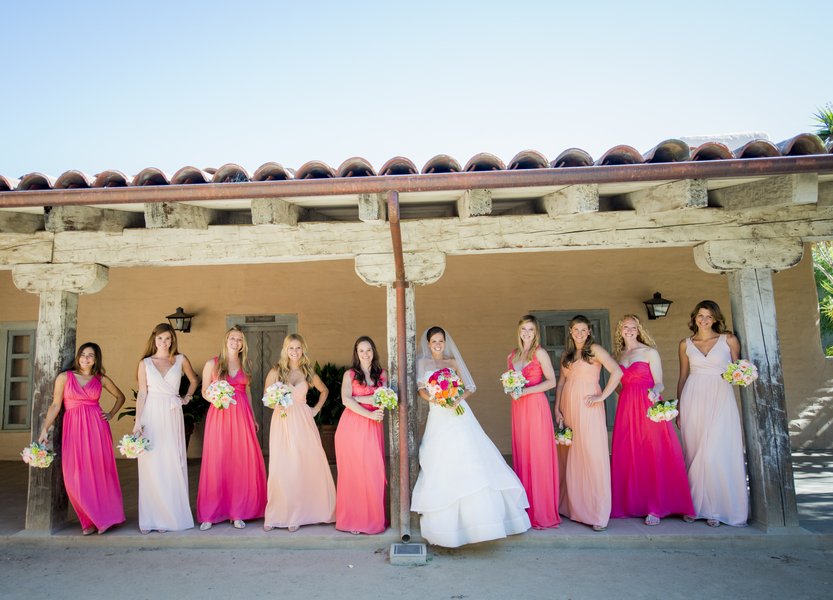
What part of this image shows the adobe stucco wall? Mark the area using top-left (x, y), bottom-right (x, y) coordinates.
top-left (0, 245), bottom-right (830, 458)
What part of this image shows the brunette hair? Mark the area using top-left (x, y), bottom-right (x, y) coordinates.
top-left (613, 314), bottom-right (656, 359)
top-left (514, 315), bottom-right (541, 365)
top-left (561, 315), bottom-right (596, 368)
top-left (72, 342), bottom-right (104, 377)
top-left (274, 333), bottom-right (314, 384)
top-left (688, 300), bottom-right (730, 335)
top-left (217, 325), bottom-right (251, 380)
top-left (141, 323), bottom-right (179, 359)
top-left (426, 326), bottom-right (446, 343)
top-left (350, 336), bottom-right (384, 387)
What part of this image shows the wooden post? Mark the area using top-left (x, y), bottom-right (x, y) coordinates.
top-left (12, 264), bottom-right (109, 532)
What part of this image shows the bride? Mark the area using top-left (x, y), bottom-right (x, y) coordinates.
top-left (411, 326), bottom-right (531, 547)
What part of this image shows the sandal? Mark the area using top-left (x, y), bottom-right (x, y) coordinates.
top-left (644, 514), bottom-right (661, 526)
top-left (82, 527), bottom-right (96, 536)
top-left (199, 522), bottom-right (213, 531)
top-left (288, 525), bottom-right (299, 532)
top-left (707, 519), bottom-right (720, 528)
top-left (232, 520), bottom-right (246, 529)
top-left (263, 524), bottom-right (274, 532)
top-left (683, 515), bottom-right (696, 524)
top-left (592, 525), bottom-right (607, 532)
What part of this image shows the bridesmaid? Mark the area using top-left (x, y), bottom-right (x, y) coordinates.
top-left (610, 315), bottom-right (694, 525)
top-left (554, 315), bottom-right (622, 531)
top-left (197, 326), bottom-right (267, 531)
top-left (677, 300), bottom-right (749, 527)
top-left (38, 343), bottom-right (126, 535)
top-left (263, 333), bottom-right (336, 532)
top-left (507, 315), bottom-right (560, 529)
top-left (334, 336), bottom-right (388, 535)
top-left (134, 323), bottom-right (199, 533)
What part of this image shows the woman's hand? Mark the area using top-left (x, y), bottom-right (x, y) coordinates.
top-left (584, 394), bottom-right (604, 407)
top-left (310, 405), bottom-right (321, 418)
top-left (132, 422), bottom-right (142, 436)
top-left (510, 388), bottom-right (523, 400)
top-left (367, 407), bottom-right (384, 422)
top-left (37, 430), bottom-right (48, 445)
top-left (554, 408), bottom-right (564, 427)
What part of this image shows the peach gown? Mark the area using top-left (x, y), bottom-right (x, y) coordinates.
top-left (680, 335), bottom-right (749, 525)
top-left (263, 380), bottom-right (336, 529)
top-left (559, 359), bottom-right (611, 528)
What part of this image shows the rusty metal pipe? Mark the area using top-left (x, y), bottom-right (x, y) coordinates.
top-left (387, 190), bottom-right (411, 543)
top-left (2, 156), bottom-right (832, 208)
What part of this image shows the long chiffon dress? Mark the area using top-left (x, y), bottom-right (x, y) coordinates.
top-left (137, 355), bottom-right (194, 532)
top-left (196, 360), bottom-right (267, 525)
top-left (509, 352), bottom-right (560, 529)
top-left (611, 361), bottom-right (694, 519)
top-left (61, 372), bottom-right (125, 532)
top-left (412, 368), bottom-right (531, 547)
top-left (559, 359), bottom-right (611, 528)
top-left (680, 335), bottom-right (749, 525)
top-left (264, 380), bottom-right (336, 529)
top-left (334, 371), bottom-right (387, 534)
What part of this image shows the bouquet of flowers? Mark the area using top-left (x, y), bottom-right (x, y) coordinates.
top-left (21, 442), bottom-right (55, 468)
top-left (500, 369), bottom-right (528, 398)
top-left (722, 359), bottom-right (759, 387)
top-left (555, 424), bottom-right (573, 446)
top-left (117, 433), bottom-right (151, 458)
top-left (646, 389), bottom-right (679, 422)
top-left (373, 386), bottom-right (398, 411)
top-left (262, 382), bottom-right (293, 417)
top-left (205, 380), bottom-right (237, 409)
top-left (426, 368), bottom-right (466, 415)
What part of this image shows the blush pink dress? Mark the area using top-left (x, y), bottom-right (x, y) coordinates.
top-left (264, 379), bottom-right (336, 529)
top-left (196, 360), bottom-right (267, 524)
top-left (334, 371), bottom-right (388, 534)
top-left (509, 352), bottom-right (560, 529)
top-left (611, 362), bottom-right (694, 519)
top-left (61, 372), bottom-right (125, 532)
top-left (559, 359), bottom-right (611, 528)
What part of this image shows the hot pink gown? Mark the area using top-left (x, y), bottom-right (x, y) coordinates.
top-left (264, 380), bottom-right (336, 529)
top-left (559, 359), bottom-right (611, 528)
top-left (509, 352), bottom-right (560, 529)
top-left (61, 372), bottom-right (125, 532)
top-left (196, 361), bottom-right (267, 524)
top-left (611, 362), bottom-right (694, 519)
top-left (334, 371), bottom-right (387, 534)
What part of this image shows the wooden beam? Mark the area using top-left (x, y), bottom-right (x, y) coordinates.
top-left (357, 193), bottom-right (386, 223)
top-left (539, 184), bottom-right (599, 216)
top-left (13, 263), bottom-right (110, 294)
top-left (629, 179), bottom-right (707, 215)
top-left (456, 189), bottom-right (492, 218)
top-left (144, 202), bottom-right (217, 229)
top-left (693, 239), bottom-right (804, 273)
top-left (0, 211), bottom-right (43, 234)
top-left (711, 174), bottom-right (818, 209)
top-left (45, 205), bottom-right (142, 233)
top-left (251, 198), bottom-right (300, 226)
top-left (355, 252), bottom-right (446, 286)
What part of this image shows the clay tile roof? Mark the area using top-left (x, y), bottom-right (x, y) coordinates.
top-left (422, 154), bottom-right (462, 174)
top-left (777, 133), bottom-right (827, 156)
top-left (464, 152), bottom-right (505, 172)
top-left (212, 164), bottom-right (250, 183)
top-left (508, 150), bottom-right (549, 170)
top-left (734, 139), bottom-right (779, 159)
top-left (595, 145), bottom-right (643, 166)
top-left (551, 148), bottom-right (594, 168)
top-left (642, 139), bottom-right (690, 163)
top-left (93, 170), bottom-right (128, 187)
top-left (252, 162), bottom-right (292, 181)
top-left (0, 175), bottom-right (18, 192)
top-left (379, 156), bottom-right (418, 176)
top-left (690, 142), bottom-right (734, 161)
top-left (171, 166), bottom-right (211, 185)
top-left (18, 172), bottom-right (55, 191)
top-left (54, 170), bottom-right (93, 189)
top-left (336, 157), bottom-right (376, 178)
top-left (295, 160), bottom-right (335, 180)
top-left (133, 168), bottom-right (170, 186)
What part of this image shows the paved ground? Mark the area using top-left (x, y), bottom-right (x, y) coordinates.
top-left (0, 453), bottom-right (830, 599)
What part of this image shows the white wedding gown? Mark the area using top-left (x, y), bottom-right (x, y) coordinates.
top-left (411, 371), bottom-right (531, 547)
top-left (137, 355), bottom-right (194, 532)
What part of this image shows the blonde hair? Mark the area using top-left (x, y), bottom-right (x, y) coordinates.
top-left (274, 333), bottom-right (314, 384)
top-left (613, 314), bottom-right (656, 359)
top-left (141, 323), bottom-right (179, 359)
top-left (217, 325), bottom-right (251, 380)
top-left (514, 315), bottom-right (542, 365)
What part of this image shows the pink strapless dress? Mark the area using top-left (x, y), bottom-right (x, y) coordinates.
top-left (610, 362), bottom-right (694, 519)
top-left (196, 362), bottom-right (267, 524)
top-left (61, 372), bottom-right (125, 532)
top-left (509, 352), bottom-right (560, 529)
top-left (334, 371), bottom-right (388, 534)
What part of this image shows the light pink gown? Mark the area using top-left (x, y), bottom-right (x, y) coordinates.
top-left (611, 362), bottom-right (694, 519)
top-left (680, 335), bottom-right (749, 525)
top-left (559, 359), bottom-right (611, 528)
top-left (61, 372), bottom-right (125, 532)
top-left (509, 352), bottom-right (560, 529)
top-left (334, 371), bottom-right (387, 534)
top-left (196, 361), bottom-right (267, 524)
top-left (264, 380), bottom-right (336, 529)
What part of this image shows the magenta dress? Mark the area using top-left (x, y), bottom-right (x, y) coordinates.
top-left (611, 362), bottom-right (694, 519)
top-left (61, 372), bottom-right (125, 532)
top-left (509, 352), bottom-right (560, 529)
top-left (196, 362), bottom-right (267, 524)
top-left (334, 371), bottom-right (388, 534)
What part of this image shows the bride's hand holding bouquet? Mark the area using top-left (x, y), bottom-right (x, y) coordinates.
top-left (426, 368), bottom-right (467, 415)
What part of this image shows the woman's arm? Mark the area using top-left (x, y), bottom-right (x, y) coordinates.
top-left (180, 355), bottom-right (199, 403)
top-left (340, 371), bottom-right (384, 422)
top-left (38, 372), bottom-right (67, 444)
top-left (726, 333), bottom-right (741, 362)
top-left (310, 373), bottom-right (328, 417)
top-left (553, 368), bottom-right (565, 425)
top-left (586, 345), bottom-right (623, 406)
top-left (201, 359), bottom-right (216, 398)
top-left (647, 348), bottom-right (665, 395)
top-left (676, 339), bottom-right (690, 399)
top-left (133, 361), bottom-right (148, 435)
top-left (100, 376), bottom-right (126, 421)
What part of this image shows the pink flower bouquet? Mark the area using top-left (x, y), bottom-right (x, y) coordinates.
top-left (205, 380), bottom-right (237, 409)
top-left (118, 433), bottom-right (151, 458)
top-left (426, 368), bottom-right (466, 415)
top-left (555, 424), bottom-right (573, 446)
top-left (646, 389), bottom-right (679, 422)
top-left (500, 369), bottom-right (528, 398)
top-left (262, 381), bottom-right (293, 417)
top-left (722, 359), bottom-right (759, 387)
top-left (373, 386), bottom-right (398, 411)
top-left (21, 442), bottom-right (54, 468)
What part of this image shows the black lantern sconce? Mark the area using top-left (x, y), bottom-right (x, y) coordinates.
top-left (643, 292), bottom-right (673, 320)
top-left (166, 307), bottom-right (195, 333)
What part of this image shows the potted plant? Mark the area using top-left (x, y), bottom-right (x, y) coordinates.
top-left (307, 362), bottom-right (348, 463)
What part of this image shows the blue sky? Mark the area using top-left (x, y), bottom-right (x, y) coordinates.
top-left (1, 0), bottom-right (831, 178)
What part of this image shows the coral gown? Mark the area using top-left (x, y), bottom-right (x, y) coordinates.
top-left (196, 360), bottom-right (267, 524)
top-left (509, 352), bottom-right (560, 529)
top-left (61, 372), bottom-right (125, 532)
top-left (334, 371), bottom-right (388, 534)
top-left (559, 359), bottom-right (611, 528)
top-left (680, 335), bottom-right (749, 525)
top-left (264, 380), bottom-right (336, 529)
top-left (137, 355), bottom-right (194, 532)
top-left (412, 369), bottom-right (531, 547)
top-left (611, 362), bottom-right (694, 519)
